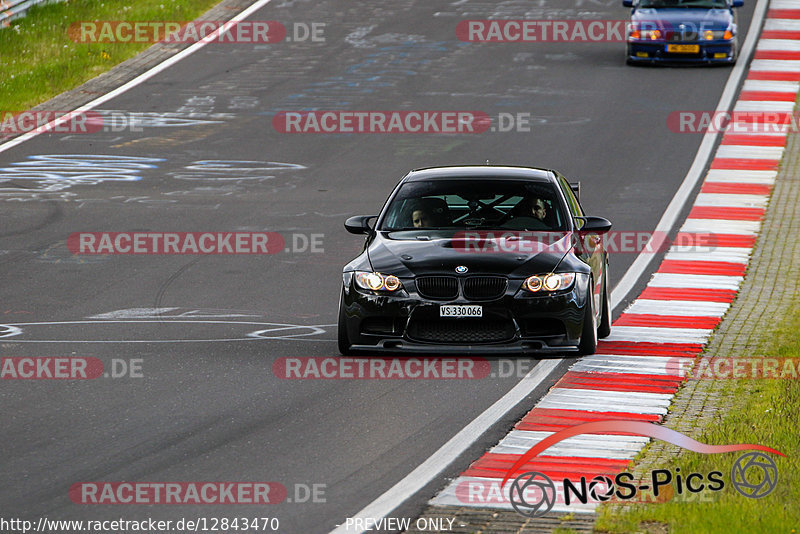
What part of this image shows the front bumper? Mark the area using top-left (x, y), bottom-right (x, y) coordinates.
top-left (627, 40), bottom-right (736, 64)
top-left (340, 273), bottom-right (591, 354)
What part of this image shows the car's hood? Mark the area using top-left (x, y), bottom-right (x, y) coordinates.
top-left (367, 231), bottom-right (573, 278)
top-left (633, 8), bottom-right (733, 30)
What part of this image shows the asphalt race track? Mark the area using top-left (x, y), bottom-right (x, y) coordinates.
top-left (0, 0), bottom-right (756, 532)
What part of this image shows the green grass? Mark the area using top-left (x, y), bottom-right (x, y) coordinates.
top-left (595, 301), bottom-right (800, 533)
top-left (0, 0), bottom-right (223, 111)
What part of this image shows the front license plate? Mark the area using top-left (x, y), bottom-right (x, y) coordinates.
top-left (440, 305), bottom-right (482, 318)
top-left (667, 44), bottom-right (700, 53)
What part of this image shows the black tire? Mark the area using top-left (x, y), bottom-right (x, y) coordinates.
top-left (598, 270), bottom-right (612, 339)
top-left (337, 290), bottom-right (354, 355)
top-left (578, 282), bottom-right (598, 356)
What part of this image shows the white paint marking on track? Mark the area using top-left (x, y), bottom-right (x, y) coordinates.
top-left (648, 273), bottom-right (744, 290)
top-left (493, 430), bottom-right (651, 456)
top-left (715, 145), bottom-right (785, 160)
top-left (604, 326), bottom-right (713, 344)
top-left (733, 100), bottom-right (796, 112)
top-left (742, 79), bottom-right (800, 92)
top-left (536, 388), bottom-right (673, 415)
top-left (770, 0), bottom-right (800, 8)
top-left (573, 355), bottom-right (692, 376)
top-left (665, 246), bottom-right (752, 261)
top-left (680, 218), bottom-right (762, 234)
top-left (763, 18), bottom-right (800, 31)
top-left (693, 193), bottom-right (770, 208)
top-left (757, 38), bottom-right (800, 51)
top-left (623, 299), bottom-right (731, 317)
top-left (705, 169), bottom-right (778, 183)
top-left (749, 58), bottom-right (800, 71)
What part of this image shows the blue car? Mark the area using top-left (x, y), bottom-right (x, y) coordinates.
top-left (624, 0), bottom-right (743, 65)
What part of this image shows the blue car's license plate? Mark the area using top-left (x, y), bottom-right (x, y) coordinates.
top-left (667, 44), bottom-right (700, 53)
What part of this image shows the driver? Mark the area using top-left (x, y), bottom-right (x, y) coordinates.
top-left (412, 207), bottom-right (432, 228)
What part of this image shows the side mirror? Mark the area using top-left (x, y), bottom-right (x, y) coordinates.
top-left (732, 0), bottom-right (743, 6)
top-left (623, 0), bottom-right (634, 7)
top-left (576, 216), bottom-right (612, 233)
top-left (344, 215), bottom-right (377, 235)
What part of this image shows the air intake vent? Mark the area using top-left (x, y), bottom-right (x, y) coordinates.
top-left (416, 276), bottom-right (459, 299)
top-left (463, 276), bottom-right (507, 300)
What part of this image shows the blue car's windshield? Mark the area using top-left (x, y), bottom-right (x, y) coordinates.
top-left (639, 0), bottom-right (728, 7)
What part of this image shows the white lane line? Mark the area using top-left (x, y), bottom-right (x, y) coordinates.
top-left (705, 169), bottom-right (778, 183)
top-left (680, 218), bottom-right (762, 234)
top-left (742, 79), bottom-right (800, 91)
top-left (0, 0), bottom-right (277, 155)
top-left (715, 145), bottom-right (785, 159)
top-left (648, 273), bottom-right (744, 290)
top-left (604, 326), bottom-right (713, 344)
top-left (610, 0), bottom-right (768, 309)
top-left (624, 299), bottom-right (731, 316)
top-left (329, 360), bottom-right (560, 533)
top-left (734, 100), bottom-right (796, 112)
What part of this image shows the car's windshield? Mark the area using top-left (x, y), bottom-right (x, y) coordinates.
top-left (638, 0), bottom-right (728, 8)
top-left (379, 179), bottom-right (567, 232)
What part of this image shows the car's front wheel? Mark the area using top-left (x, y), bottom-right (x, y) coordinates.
top-left (337, 289), bottom-right (354, 355)
top-left (578, 282), bottom-right (598, 355)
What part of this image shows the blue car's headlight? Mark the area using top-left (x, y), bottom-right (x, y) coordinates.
top-left (630, 28), bottom-right (662, 40)
top-left (704, 29), bottom-right (734, 40)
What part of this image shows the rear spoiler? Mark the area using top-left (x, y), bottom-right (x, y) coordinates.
top-left (569, 181), bottom-right (581, 201)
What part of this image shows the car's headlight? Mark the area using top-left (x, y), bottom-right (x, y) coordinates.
top-left (630, 28), bottom-right (662, 40)
top-left (524, 273), bottom-right (576, 293)
top-left (354, 271), bottom-right (403, 292)
top-left (704, 29), bottom-right (734, 40)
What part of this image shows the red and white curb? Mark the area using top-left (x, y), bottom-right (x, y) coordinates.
top-left (429, 6), bottom-right (794, 514)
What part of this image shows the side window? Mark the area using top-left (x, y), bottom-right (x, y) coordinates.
top-left (558, 176), bottom-right (584, 227)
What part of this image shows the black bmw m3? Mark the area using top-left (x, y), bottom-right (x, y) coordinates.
top-left (338, 166), bottom-right (612, 355)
